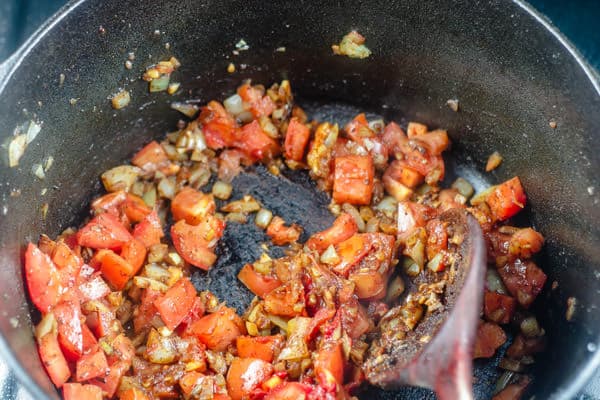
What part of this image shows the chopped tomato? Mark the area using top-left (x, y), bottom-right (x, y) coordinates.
top-left (238, 264), bottom-right (282, 298)
top-left (54, 301), bottom-right (84, 361)
top-left (226, 357), bottom-right (274, 400)
top-left (131, 141), bottom-right (169, 170)
top-left (122, 194), bottom-right (152, 223)
top-left (88, 360), bottom-right (129, 398)
top-left (77, 213), bottom-right (133, 250)
top-left (332, 155), bottom-right (374, 205)
top-left (52, 240), bottom-right (83, 284)
top-left (484, 291), bottom-right (516, 324)
top-left (177, 297), bottom-right (206, 333)
top-left (236, 335), bottom-right (285, 362)
top-left (38, 331), bottom-right (71, 388)
top-left (508, 228), bottom-right (544, 259)
top-left (263, 279), bottom-right (305, 317)
top-left (348, 233), bottom-right (395, 300)
top-left (344, 113), bottom-right (374, 143)
top-left (397, 201), bottom-right (436, 238)
top-left (506, 334), bottom-right (546, 359)
top-left (383, 160), bottom-right (423, 190)
top-left (78, 274), bottom-right (111, 302)
top-left (120, 239), bottom-right (147, 275)
top-left (235, 120), bottom-right (280, 161)
top-left (25, 243), bottom-right (62, 313)
top-left (406, 122), bottom-right (428, 138)
top-left (63, 383), bottom-right (103, 400)
top-left (119, 388), bottom-right (150, 400)
top-left (171, 187), bottom-right (216, 225)
top-left (381, 122), bottom-right (408, 155)
top-left (86, 309), bottom-right (114, 339)
top-left (497, 259), bottom-right (546, 308)
top-left (81, 324), bottom-right (99, 354)
top-left (188, 307), bottom-right (245, 351)
top-left (237, 82), bottom-right (275, 118)
top-left (133, 289), bottom-right (161, 333)
top-left (218, 149), bottom-right (252, 183)
top-left (333, 234), bottom-right (372, 276)
top-left (473, 321), bottom-right (507, 359)
top-left (179, 372), bottom-right (207, 398)
top-left (91, 191), bottom-right (128, 216)
top-left (105, 333), bottom-right (135, 365)
top-left (340, 298), bottom-right (373, 339)
top-left (199, 100), bottom-right (238, 149)
top-left (486, 177), bottom-right (527, 221)
top-left (97, 249), bottom-right (135, 290)
top-left (266, 216), bottom-right (302, 246)
top-left (265, 382), bottom-right (312, 400)
top-left (76, 349), bottom-right (108, 382)
top-left (306, 213), bottom-right (358, 252)
top-left (154, 277), bottom-right (197, 331)
top-left (284, 117), bottom-right (311, 161)
top-left (314, 343), bottom-right (344, 391)
top-left (133, 210), bottom-right (164, 248)
top-left (171, 217), bottom-right (225, 270)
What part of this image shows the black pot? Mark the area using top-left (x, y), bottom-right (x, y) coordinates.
top-left (0, 0), bottom-right (598, 398)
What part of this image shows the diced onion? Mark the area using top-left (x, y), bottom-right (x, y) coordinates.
top-left (221, 195), bottom-right (261, 213)
top-left (452, 177), bottom-right (474, 199)
top-left (223, 94), bottom-right (245, 115)
top-left (149, 75), bottom-right (170, 92)
top-left (212, 181), bottom-right (233, 200)
top-left (470, 185), bottom-right (497, 206)
top-left (368, 119), bottom-right (385, 134)
top-left (278, 317), bottom-right (311, 361)
top-left (486, 151), bottom-right (503, 172)
top-left (111, 89), bottom-right (131, 109)
top-left (266, 314), bottom-right (289, 331)
top-left (486, 268), bottom-right (508, 294)
top-left (35, 312), bottom-right (57, 340)
top-left (375, 196), bottom-right (398, 218)
top-left (520, 316), bottom-right (541, 337)
top-left (32, 164), bottom-right (45, 180)
top-left (259, 116), bottom-right (279, 138)
top-left (170, 102), bottom-right (199, 118)
top-left (494, 371), bottom-right (515, 394)
top-left (8, 135), bottom-right (27, 168)
top-left (143, 187), bottom-right (157, 208)
top-left (385, 275), bottom-right (405, 302)
top-left (499, 357), bottom-right (524, 372)
top-left (157, 177), bottom-right (176, 199)
top-left (101, 165), bottom-right (141, 192)
top-left (427, 253), bottom-right (444, 272)
top-left (320, 245), bottom-right (340, 265)
top-left (237, 111), bottom-right (254, 124)
top-left (225, 212), bottom-right (247, 223)
top-left (342, 203), bottom-right (365, 232)
top-left (255, 208), bottom-right (273, 229)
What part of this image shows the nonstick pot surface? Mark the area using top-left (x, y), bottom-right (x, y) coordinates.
top-left (0, 0), bottom-right (598, 399)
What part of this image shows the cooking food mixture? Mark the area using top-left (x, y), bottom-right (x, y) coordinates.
top-left (25, 80), bottom-right (547, 400)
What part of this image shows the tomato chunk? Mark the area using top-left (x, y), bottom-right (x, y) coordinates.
top-left (333, 234), bottom-right (372, 276)
top-left (188, 307), bottom-right (245, 351)
top-left (384, 160), bottom-right (423, 190)
top-left (78, 274), bottom-right (111, 302)
top-left (332, 155), bottom-right (374, 205)
top-left (120, 238), bottom-right (147, 275)
top-left (497, 259), bottom-right (546, 308)
top-left (38, 331), bottom-right (71, 388)
top-left (171, 217), bottom-right (225, 270)
top-left (199, 100), bottom-right (238, 149)
top-left (344, 113), bottom-right (375, 143)
top-left (265, 382), bottom-right (313, 400)
top-left (237, 83), bottom-right (275, 118)
top-left (171, 187), bottom-right (216, 225)
top-left (486, 177), bottom-right (527, 221)
top-left (236, 335), bottom-right (285, 362)
top-left (284, 117), bottom-right (311, 161)
top-left (315, 343), bottom-right (344, 391)
top-left (266, 216), bottom-right (302, 246)
top-left (235, 120), bottom-right (280, 161)
top-left (122, 193), bottom-right (152, 223)
top-left (76, 349), bottom-right (108, 382)
top-left (263, 279), bottom-right (305, 317)
top-left (473, 321), bottom-right (507, 358)
top-left (98, 249), bottom-right (135, 290)
top-left (120, 388), bottom-right (150, 400)
top-left (133, 210), bottom-right (164, 248)
top-left (88, 360), bottom-right (129, 398)
top-left (77, 213), bottom-right (132, 250)
top-left (348, 233), bottom-right (395, 300)
top-left (131, 141), bottom-right (169, 169)
top-left (306, 213), bottom-right (358, 252)
top-left (226, 357), bottom-right (274, 400)
top-left (63, 383), bottom-right (103, 400)
top-left (154, 277), bottom-right (197, 331)
top-left (25, 243), bottom-right (62, 313)
top-left (484, 291), bottom-right (517, 324)
top-left (238, 264), bottom-right (282, 298)
top-left (54, 301), bottom-right (83, 361)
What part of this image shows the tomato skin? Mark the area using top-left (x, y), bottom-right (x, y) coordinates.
top-left (486, 177), bottom-right (527, 221)
top-left (238, 264), bottom-right (282, 298)
top-left (171, 187), bottom-right (216, 225)
top-left (236, 335), bottom-right (285, 362)
top-left (133, 210), bottom-right (164, 248)
top-left (171, 217), bottom-right (224, 270)
top-left (235, 120), bottom-right (280, 161)
top-left (332, 155), bottom-right (374, 205)
top-left (76, 348), bottom-right (108, 382)
top-left (98, 249), bottom-right (135, 290)
top-left (306, 213), bottom-right (358, 252)
top-left (314, 342), bottom-right (344, 390)
top-left (154, 277), bottom-right (197, 331)
top-left (473, 321), bottom-right (507, 359)
top-left (54, 301), bottom-right (84, 361)
top-left (284, 117), bottom-right (311, 161)
top-left (188, 307), bottom-right (245, 351)
top-left (25, 243), bottom-right (62, 313)
top-left (63, 383), bottom-right (103, 400)
top-left (77, 213), bottom-right (133, 250)
top-left (38, 331), bottom-right (71, 388)
top-left (226, 357), bottom-right (274, 400)
top-left (91, 191), bottom-right (128, 216)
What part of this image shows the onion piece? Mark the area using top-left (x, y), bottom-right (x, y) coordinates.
top-left (223, 94), bottom-right (245, 116)
top-left (101, 165), bottom-right (141, 192)
top-left (486, 151), bottom-right (503, 172)
top-left (212, 181), bottom-right (233, 200)
top-left (111, 89), bottom-right (131, 109)
top-left (157, 177), bottom-right (176, 199)
top-left (35, 312), bottom-right (57, 340)
top-left (375, 196), bottom-right (398, 218)
top-left (149, 75), bottom-right (170, 92)
top-left (278, 317), bottom-right (312, 361)
top-left (320, 245), bottom-right (340, 265)
top-left (470, 185), bottom-right (497, 206)
top-left (486, 268), bottom-right (508, 294)
top-left (386, 275), bottom-right (405, 302)
top-left (170, 102), bottom-right (199, 118)
top-left (494, 371), bottom-right (515, 394)
top-left (255, 208), bottom-right (273, 229)
top-left (342, 203), bottom-right (365, 232)
top-left (221, 195), bottom-right (261, 213)
top-left (451, 177), bottom-right (474, 199)
top-left (266, 314), bottom-right (289, 331)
